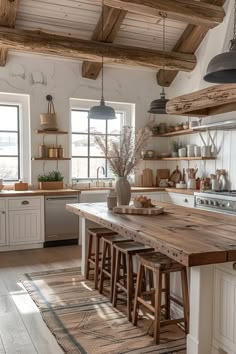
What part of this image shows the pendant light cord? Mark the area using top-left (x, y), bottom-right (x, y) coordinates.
top-left (101, 0), bottom-right (104, 101)
top-left (160, 12), bottom-right (167, 98)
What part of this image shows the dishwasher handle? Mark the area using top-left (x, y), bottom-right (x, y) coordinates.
top-left (45, 196), bottom-right (79, 201)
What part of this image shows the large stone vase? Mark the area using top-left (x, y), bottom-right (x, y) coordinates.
top-left (115, 177), bottom-right (131, 206)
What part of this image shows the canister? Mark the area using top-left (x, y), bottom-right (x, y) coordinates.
top-left (48, 145), bottom-right (58, 158)
top-left (39, 144), bottom-right (46, 158)
top-left (58, 145), bottom-right (64, 158)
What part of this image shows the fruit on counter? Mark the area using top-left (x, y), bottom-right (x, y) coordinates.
top-left (133, 195), bottom-right (155, 208)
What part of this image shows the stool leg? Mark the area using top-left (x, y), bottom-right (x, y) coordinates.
top-left (127, 254), bottom-right (134, 322)
top-left (154, 269), bottom-right (162, 345)
top-left (181, 268), bottom-right (190, 334)
top-left (149, 269), bottom-right (155, 306)
top-left (112, 250), bottom-right (121, 308)
top-left (110, 245), bottom-right (116, 302)
top-left (133, 262), bottom-right (144, 326)
top-left (94, 236), bottom-right (100, 289)
top-left (165, 272), bottom-right (170, 319)
top-left (99, 240), bottom-right (107, 294)
top-left (85, 233), bottom-right (92, 280)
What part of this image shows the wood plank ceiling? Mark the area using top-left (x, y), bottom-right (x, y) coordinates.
top-left (0, 0), bottom-right (226, 86)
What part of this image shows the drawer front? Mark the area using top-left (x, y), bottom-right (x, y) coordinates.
top-left (0, 199), bottom-right (6, 209)
top-left (167, 193), bottom-right (194, 208)
top-left (8, 197), bottom-right (41, 210)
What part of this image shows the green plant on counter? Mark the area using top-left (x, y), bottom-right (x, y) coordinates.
top-left (37, 171), bottom-right (64, 182)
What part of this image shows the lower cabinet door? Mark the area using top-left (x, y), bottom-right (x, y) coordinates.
top-left (9, 209), bottom-right (42, 244)
top-left (0, 211), bottom-right (6, 245)
top-left (213, 267), bottom-right (236, 353)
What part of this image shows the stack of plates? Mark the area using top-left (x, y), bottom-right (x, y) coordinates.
top-left (187, 144), bottom-right (195, 157)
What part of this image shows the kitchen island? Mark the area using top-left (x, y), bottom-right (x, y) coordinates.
top-left (67, 202), bottom-right (236, 354)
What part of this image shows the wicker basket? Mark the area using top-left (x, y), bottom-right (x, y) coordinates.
top-left (40, 113), bottom-right (58, 131)
top-left (39, 181), bottom-right (64, 190)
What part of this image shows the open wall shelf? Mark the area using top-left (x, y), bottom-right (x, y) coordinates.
top-left (31, 157), bottom-right (71, 161)
top-left (143, 157), bottom-right (215, 161)
top-left (35, 130), bottom-right (68, 135)
top-left (153, 129), bottom-right (195, 137)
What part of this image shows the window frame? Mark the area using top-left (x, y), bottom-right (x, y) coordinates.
top-left (0, 93), bottom-right (30, 183)
top-left (70, 99), bottom-right (134, 179)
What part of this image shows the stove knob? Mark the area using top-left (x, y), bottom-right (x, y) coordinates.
top-left (209, 200), bottom-right (214, 205)
top-left (204, 199), bottom-right (209, 205)
top-left (227, 202), bottom-right (232, 208)
top-left (214, 201), bottom-right (219, 206)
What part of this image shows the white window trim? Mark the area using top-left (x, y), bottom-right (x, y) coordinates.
top-left (0, 93), bottom-right (30, 183)
top-left (69, 98), bottom-right (135, 180)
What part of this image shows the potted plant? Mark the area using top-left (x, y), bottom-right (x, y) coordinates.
top-left (171, 141), bottom-right (179, 157)
top-left (95, 125), bottom-right (152, 205)
top-left (37, 170), bottom-right (64, 190)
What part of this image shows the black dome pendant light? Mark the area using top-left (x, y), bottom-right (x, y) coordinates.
top-left (204, 0), bottom-right (236, 83)
top-left (148, 13), bottom-right (169, 114)
top-left (88, 0), bottom-right (116, 120)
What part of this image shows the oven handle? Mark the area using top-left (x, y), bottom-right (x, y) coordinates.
top-left (45, 196), bottom-right (79, 201)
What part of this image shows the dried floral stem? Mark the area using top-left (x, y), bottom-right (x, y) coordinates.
top-left (95, 125), bottom-right (152, 177)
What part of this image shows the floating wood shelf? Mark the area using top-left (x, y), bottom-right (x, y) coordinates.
top-left (166, 84), bottom-right (236, 117)
top-left (35, 130), bottom-right (68, 134)
top-left (31, 157), bottom-right (71, 161)
top-left (143, 157), bottom-right (215, 161)
top-left (153, 129), bottom-right (195, 137)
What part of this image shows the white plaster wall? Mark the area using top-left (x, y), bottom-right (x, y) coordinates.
top-left (162, 0), bottom-right (236, 189)
top-left (0, 53), bottom-right (159, 185)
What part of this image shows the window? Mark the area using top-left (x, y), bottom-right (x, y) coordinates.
top-left (0, 94), bottom-right (30, 183)
top-left (70, 100), bottom-right (133, 179)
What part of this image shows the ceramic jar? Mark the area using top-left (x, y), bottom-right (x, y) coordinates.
top-left (115, 177), bottom-right (131, 206)
top-left (107, 190), bottom-right (117, 210)
top-left (187, 178), bottom-right (196, 189)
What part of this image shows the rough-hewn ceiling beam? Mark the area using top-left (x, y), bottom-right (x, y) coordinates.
top-left (0, 27), bottom-right (197, 71)
top-left (156, 0), bottom-right (226, 87)
top-left (103, 0), bottom-right (225, 28)
top-left (0, 0), bottom-right (19, 66)
top-left (82, 5), bottom-right (127, 80)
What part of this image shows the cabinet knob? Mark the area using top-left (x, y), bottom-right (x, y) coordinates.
top-left (184, 198), bottom-right (188, 203)
top-left (1, 211), bottom-right (5, 214)
top-left (232, 262), bottom-right (236, 270)
top-left (21, 200), bottom-right (29, 205)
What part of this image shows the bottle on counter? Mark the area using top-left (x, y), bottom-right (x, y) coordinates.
top-left (107, 190), bottom-right (117, 210)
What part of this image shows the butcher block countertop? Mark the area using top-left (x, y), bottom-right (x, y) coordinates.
top-left (0, 187), bottom-right (196, 197)
top-left (66, 202), bottom-right (236, 267)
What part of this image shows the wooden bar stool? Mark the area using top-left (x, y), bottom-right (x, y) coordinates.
top-left (85, 227), bottom-right (117, 289)
top-left (132, 251), bottom-right (190, 344)
top-left (99, 234), bottom-right (132, 301)
top-left (112, 241), bottom-right (153, 321)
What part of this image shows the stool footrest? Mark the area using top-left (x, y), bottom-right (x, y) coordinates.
top-left (161, 318), bottom-right (185, 327)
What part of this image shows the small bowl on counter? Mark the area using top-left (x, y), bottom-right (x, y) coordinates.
top-left (159, 152), bottom-right (170, 158)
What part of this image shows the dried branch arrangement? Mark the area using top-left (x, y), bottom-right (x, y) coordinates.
top-left (95, 125), bottom-right (152, 177)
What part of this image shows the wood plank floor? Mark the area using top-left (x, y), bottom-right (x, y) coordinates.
top-left (0, 245), bottom-right (81, 354)
top-left (0, 245), bottom-right (186, 354)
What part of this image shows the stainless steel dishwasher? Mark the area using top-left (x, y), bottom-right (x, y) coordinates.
top-left (45, 194), bottom-right (79, 245)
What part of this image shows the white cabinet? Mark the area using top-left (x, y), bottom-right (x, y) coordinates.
top-left (0, 199), bottom-right (6, 245)
top-left (164, 192), bottom-right (194, 208)
top-left (0, 196), bottom-right (44, 250)
top-left (213, 264), bottom-right (236, 354)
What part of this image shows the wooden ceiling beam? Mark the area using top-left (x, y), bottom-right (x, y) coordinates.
top-left (103, 0), bottom-right (225, 28)
top-left (82, 5), bottom-right (127, 80)
top-left (0, 27), bottom-right (197, 71)
top-left (156, 0), bottom-right (226, 87)
top-left (0, 0), bottom-right (19, 66)
top-left (166, 84), bottom-right (236, 117)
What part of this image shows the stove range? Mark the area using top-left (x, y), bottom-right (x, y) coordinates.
top-left (194, 191), bottom-right (236, 214)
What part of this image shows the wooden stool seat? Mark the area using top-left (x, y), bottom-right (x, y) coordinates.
top-left (112, 241), bottom-right (153, 321)
top-left (99, 235), bottom-right (132, 301)
top-left (86, 227), bottom-right (117, 289)
top-left (138, 251), bottom-right (185, 272)
top-left (133, 251), bottom-right (189, 344)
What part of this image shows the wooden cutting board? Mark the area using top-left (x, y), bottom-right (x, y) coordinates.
top-left (113, 205), bottom-right (164, 215)
top-left (142, 168), bottom-right (153, 187)
top-left (156, 169), bottom-right (170, 186)
top-left (169, 166), bottom-right (182, 184)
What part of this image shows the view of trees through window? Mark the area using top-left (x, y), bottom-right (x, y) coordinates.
top-left (71, 110), bottom-right (123, 178)
top-left (0, 105), bottom-right (20, 181)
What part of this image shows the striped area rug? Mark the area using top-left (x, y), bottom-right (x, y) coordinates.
top-left (21, 267), bottom-right (186, 354)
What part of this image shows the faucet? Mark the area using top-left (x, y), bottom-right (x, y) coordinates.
top-left (96, 166), bottom-right (105, 186)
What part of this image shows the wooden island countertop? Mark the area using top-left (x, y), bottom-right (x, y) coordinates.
top-left (66, 202), bottom-right (236, 267)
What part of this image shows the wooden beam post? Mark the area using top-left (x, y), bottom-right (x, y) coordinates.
top-left (82, 5), bottom-right (127, 80)
top-left (0, 27), bottom-right (197, 71)
top-left (156, 0), bottom-right (226, 87)
top-left (103, 0), bottom-right (225, 28)
top-left (0, 0), bottom-right (19, 66)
